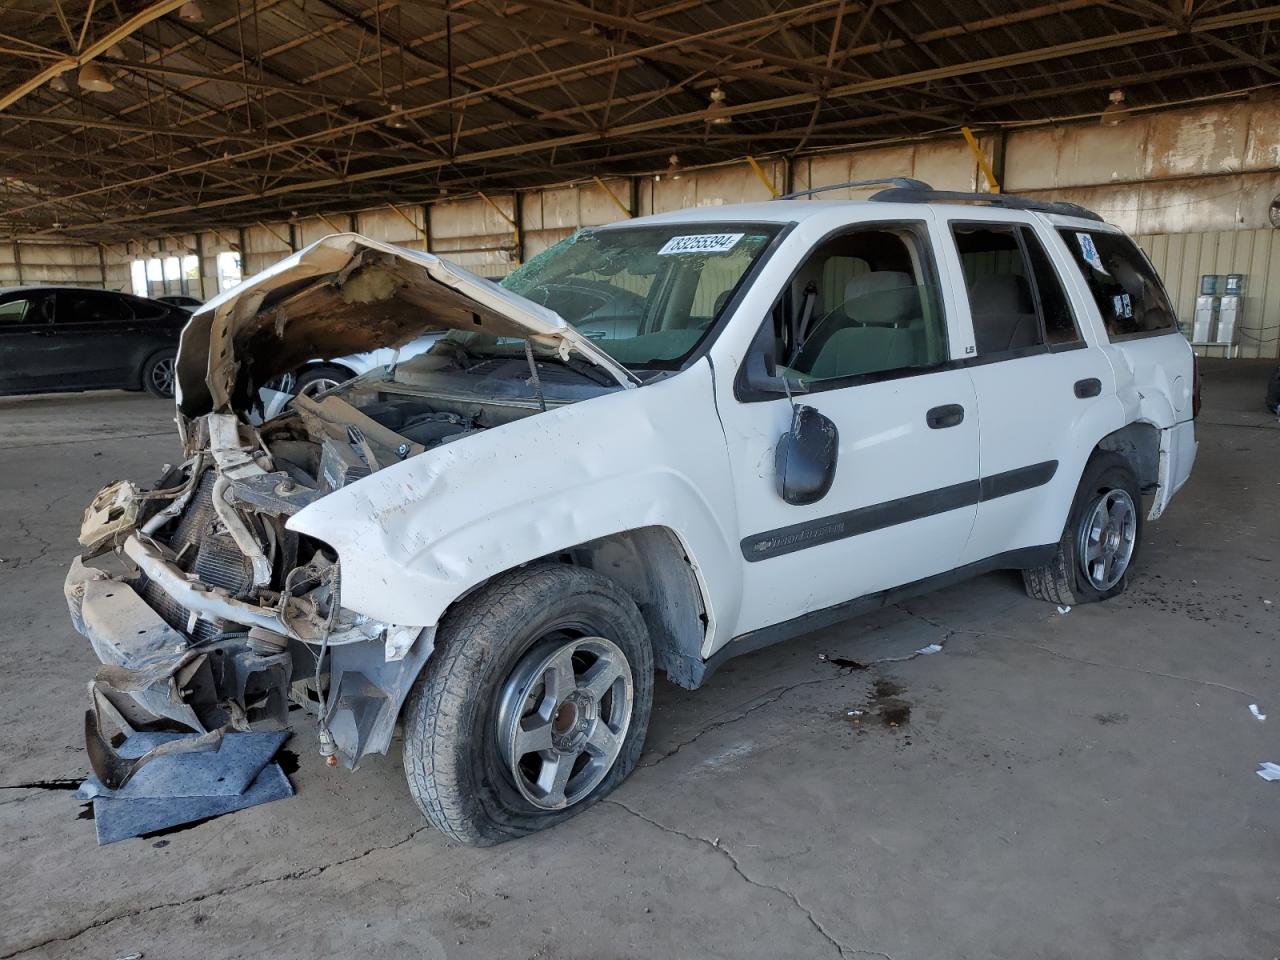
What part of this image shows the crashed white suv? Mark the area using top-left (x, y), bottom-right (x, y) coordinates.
top-left (66, 181), bottom-right (1197, 845)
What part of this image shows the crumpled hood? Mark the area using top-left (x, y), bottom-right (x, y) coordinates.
top-left (176, 233), bottom-right (635, 416)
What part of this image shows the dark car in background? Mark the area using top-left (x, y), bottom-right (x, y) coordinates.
top-left (0, 286), bottom-right (189, 398)
top-left (156, 294), bottom-right (203, 310)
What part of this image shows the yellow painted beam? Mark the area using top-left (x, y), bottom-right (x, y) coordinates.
top-left (478, 191), bottom-right (520, 255)
top-left (255, 220), bottom-right (292, 250)
top-left (315, 212), bottom-right (345, 236)
top-left (746, 155), bottom-right (780, 198)
top-left (386, 202), bottom-right (430, 249)
top-left (961, 127), bottom-right (1001, 194)
top-left (592, 177), bottom-right (632, 218)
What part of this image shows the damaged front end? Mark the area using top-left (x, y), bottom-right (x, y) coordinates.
top-left (67, 409), bottom-right (433, 783)
top-left (67, 233), bottom-right (631, 785)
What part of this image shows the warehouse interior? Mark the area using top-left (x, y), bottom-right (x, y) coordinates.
top-left (1, 3), bottom-right (1278, 958)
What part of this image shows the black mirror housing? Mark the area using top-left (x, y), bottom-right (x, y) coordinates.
top-left (774, 404), bottom-right (839, 505)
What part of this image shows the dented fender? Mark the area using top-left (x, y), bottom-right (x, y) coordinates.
top-left (286, 359), bottom-right (742, 652)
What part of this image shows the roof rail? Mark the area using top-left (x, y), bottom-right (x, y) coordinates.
top-left (775, 177), bottom-right (933, 201)
top-left (869, 187), bottom-right (1103, 222)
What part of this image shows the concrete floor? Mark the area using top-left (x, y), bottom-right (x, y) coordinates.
top-left (1, 362), bottom-right (1276, 960)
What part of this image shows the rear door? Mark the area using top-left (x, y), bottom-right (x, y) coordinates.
top-left (938, 216), bottom-right (1117, 564)
top-left (1053, 224), bottom-right (1196, 505)
top-left (53, 290), bottom-right (137, 387)
top-left (0, 292), bottom-right (57, 393)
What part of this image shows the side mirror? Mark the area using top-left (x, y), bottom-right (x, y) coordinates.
top-left (774, 404), bottom-right (838, 505)
top-left (741, 343), bottom-right (808, 397)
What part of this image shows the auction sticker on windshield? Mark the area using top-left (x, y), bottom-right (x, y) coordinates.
top-left (658, 233), bottom-right (744, 256)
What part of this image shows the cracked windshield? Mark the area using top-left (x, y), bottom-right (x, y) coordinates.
top-left (455, 225), bottom-right (778, 371)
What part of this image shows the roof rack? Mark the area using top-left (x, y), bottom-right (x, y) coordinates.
top-left (869, 186), bottom-right (1103, 222)
top-left (774, 177), bottom-right (933, 201)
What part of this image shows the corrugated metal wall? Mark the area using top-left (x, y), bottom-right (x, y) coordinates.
top-left (28, 97), bottom-right (1276, 358)
top-left (1136, 229), bottom-right (1280, 359)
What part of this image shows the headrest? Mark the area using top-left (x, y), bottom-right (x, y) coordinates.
top-left (843, 271), bottom-right (917, 326)
top-left (969, 274), bottom-right (1033, 315)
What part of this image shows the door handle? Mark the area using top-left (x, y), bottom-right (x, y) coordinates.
top-left (926, 404), bottom-right (965, 429)
top-left (1074, 377), bottom-right (1102, 399)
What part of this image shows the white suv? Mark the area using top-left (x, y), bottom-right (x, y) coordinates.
top-left (67, 181), bottom-right (1197, 845)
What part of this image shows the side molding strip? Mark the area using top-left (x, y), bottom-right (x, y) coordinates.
top-left (741, 460), bottom-right (1058, 562)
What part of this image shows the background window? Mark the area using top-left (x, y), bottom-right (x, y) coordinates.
top-left (953, 224), bottom-right (1043, 355)
top-left (0, 295), bottom-right (51, 324)
top-left (1021, 227), bottom-right (1082, 347)
top-left (58, 291), bottom-right (132, 324)
top-left (772, 227), bottom-right (947, 382)
top-left (1057, 229), bottom-right (1176, 338)
top-left (0, 299), bottom-right (32, 323)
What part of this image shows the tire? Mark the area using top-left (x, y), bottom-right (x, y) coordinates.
top-left (402, 564), bottom-right (653, 846)
top-left (141, 348), bottom-right (177, 398)
top-left (1022, 451), bottom-right (1143, 606)
top-left (1265, 364), bottom-right (1280, 414)
top-left (294, 364), bottom-right (351, 399)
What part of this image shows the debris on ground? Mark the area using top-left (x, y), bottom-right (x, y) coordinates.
top-left (1249, 704), bottom-right (1267, 721)
top-left (1057, 605), bottom-right (1072, 614)
top-left (916, 643), bottom-right (943, 655)
top-left (1256, 762), bottom-right (1280, 782)
top-left (79, 730), bottom-right (293, 845)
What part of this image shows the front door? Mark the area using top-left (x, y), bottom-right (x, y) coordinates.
top-left (0, 292), bottom-right (57, 394)
top-left (716, 219), bottom-right (981, 639)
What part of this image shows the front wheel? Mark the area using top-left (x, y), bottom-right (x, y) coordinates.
top-left (401, 564), bottom-right (653, 846)
top-left (1023, 452), bottom-right (1143, 605)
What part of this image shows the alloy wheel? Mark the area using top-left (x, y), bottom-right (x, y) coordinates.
top-left (496, 635), bottom-right (633, 810)
top-left (1078, 488), bottom-right (1137, 590)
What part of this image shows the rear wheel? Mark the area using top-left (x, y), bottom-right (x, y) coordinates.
top-left (295, 364), bottom-right (351, 399)
top-left (1023, 452), bottom-right (1143, 605)
top-left (401, 564), bottom-right (653, 846)
top-left (141, 349), bottom-right (177, 398)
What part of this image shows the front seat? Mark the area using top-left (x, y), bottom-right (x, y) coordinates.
top-left (795, 271), bottom-right (920, 377)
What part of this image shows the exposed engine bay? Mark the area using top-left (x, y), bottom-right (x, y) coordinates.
top-left (66, 233), bottom-right (627, 783)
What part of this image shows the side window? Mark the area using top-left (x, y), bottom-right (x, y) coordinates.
top-left (1057, 229), bottom-right (1177, 338)
top-left (0, 298), bottom-right (31, 323)
top-left (58, 291), bottom-right (132, 325)
top-left (952, 224), bottom-right (1043, 355)
top-left (1021, 227), bottom-right (1082, 347)
top-left (0, 295), bottom-right (52, 324)
top-left (771, 225), bottom-right (947, 383)
top-left (126, 296), bottom-right (169, 321)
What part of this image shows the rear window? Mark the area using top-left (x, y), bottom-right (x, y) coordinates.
top-left (1058, 229), bottom-right (1177, 339)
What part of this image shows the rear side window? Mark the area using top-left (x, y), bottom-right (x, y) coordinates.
top-left (127, 296), bottom-right (170, 321)
top-left (1058, 229), bottom-right (1177, 339)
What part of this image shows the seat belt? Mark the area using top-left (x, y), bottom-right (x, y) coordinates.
top-left (788, 282), bottom-right (818, 364)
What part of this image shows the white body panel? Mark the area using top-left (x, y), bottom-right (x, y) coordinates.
top-left (288, 359), bottom-right (744, 649)
top-left (273, 200), bottom-right (1196, 668)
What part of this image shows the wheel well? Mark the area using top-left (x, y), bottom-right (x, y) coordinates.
top-left (557, 527), bottom-right (709, 688)
top-left (1096, 422), bottom-right (1160, 493)
top-left (297, 361), bottom-right (356, 380)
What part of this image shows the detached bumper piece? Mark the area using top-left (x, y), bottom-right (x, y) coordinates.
top-left (78, 729), bottom-right (293, 845)
top-left (66, 556), bottom-right (295, 841)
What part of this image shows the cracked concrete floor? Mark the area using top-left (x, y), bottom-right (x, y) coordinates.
top-left (1, 362), bottom-right (1277, 960)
